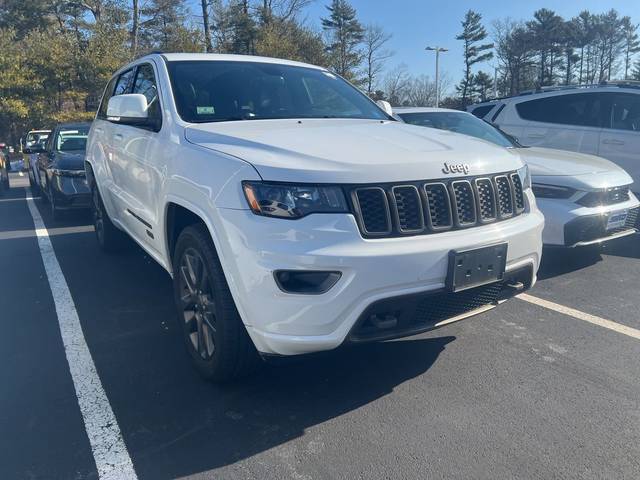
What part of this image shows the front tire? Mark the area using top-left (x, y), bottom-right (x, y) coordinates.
top-left (49, 183), bottom-right (61, 221)
top-left (91, 182), bottom-right (128, 252)
top-left (172, 224), bottom-right (260, 382)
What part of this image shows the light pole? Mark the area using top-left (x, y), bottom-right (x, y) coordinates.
top-left (425, 46), bottom-right (448, 107)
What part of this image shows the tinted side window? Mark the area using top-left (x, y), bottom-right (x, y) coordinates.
top-left (516, 93), bottom-right (602, 127)
top-left (470, 105), bottom-right (494, 118)
top-left (605, 93), bottom-right (640, 132)
top-left (114, 69), bottom-right (134, 96)
top-left (132, 64), bottom-right (162, 126)
top-left (97, 70), bottom-right (134, 119)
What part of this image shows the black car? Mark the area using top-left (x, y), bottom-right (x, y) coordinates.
top-left (33, 123), bottom-right (91, 219)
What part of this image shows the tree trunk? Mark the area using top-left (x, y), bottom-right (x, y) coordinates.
top-left (131, 0), bottom-right (139, 55)
top-left (201, 0), bottom-right (212, 52)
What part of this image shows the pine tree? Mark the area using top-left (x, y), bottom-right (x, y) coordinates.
top-left (621, 16), bottom-right (640, 79)
top-left (472, 70), bottom-right (494, 102)
top-left (456, 10), bottom-right (493, 106)
top-left (321, 0), bottom-right (364, 82)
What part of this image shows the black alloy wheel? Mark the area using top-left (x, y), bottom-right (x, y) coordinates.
top-left (178, 248), bottom-right (218, 360)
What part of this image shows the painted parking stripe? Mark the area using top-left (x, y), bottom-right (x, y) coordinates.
top-left (518, 293), bottom-right (640, 340)
top-left (25, 189), bottom-right (138, 480)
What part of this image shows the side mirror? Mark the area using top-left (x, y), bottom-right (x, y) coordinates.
top-left (107, 94), bottom-right (149, 125)
top-left (376, 100), bottom-right (394, 116)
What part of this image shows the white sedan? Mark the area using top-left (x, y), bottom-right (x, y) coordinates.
top-left (395, 107), bottom-right (640, 247)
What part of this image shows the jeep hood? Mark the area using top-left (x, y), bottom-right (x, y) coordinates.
top-left (185, 119), bottom-right (523, 184)
top-left (520, 147), bottom-right (633, 190)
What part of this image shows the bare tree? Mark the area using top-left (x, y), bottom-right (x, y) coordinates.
top-left (362, 23), bottom-right (392, 95)
top-left (383, 64), bottom-right (410, 106)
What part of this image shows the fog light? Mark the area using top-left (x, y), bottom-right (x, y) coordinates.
top-left (274, 270), bottom-right (341, 294)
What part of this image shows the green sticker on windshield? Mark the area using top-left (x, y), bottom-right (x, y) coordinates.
top-left (197, 106), bottom-right (215, 115)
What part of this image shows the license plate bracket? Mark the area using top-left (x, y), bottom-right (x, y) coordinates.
top-left (606, 209), bottom-right (628, 231)
top-left (446, 243), bottom-right (508, 293)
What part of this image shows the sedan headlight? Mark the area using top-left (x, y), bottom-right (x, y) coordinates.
top-left (517, 164), bottom-right (531, 190)
top-left (531, 183), bottom-right (576, 199)
top-left (242, 181), bottom-right (349, 219)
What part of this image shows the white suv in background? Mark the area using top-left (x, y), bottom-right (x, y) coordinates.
top-left (483, 84), bottom-right (640, 190)
top-left (86, 53), bottom-right (543, 381)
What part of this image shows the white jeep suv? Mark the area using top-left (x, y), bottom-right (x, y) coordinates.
top-left (482, 84), bottom-right (640, 190)
top-left (86, 53), bottom-right (544, 381)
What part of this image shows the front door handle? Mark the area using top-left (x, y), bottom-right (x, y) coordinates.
top-left (527, 133), bottom-right (545, 139)
top-left (113, 133), bottom-right (124, 142)
top-left (602, 139), bottom-right (625, 146)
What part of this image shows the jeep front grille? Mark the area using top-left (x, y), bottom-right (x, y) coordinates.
top-left (350, 171), bottom-right (526, 238)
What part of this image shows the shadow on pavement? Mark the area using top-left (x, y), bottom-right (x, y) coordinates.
top-left (600, 234), bottom-right (640, 260)
top-left (537, 245), bottom-right (603, 280)
top-left (129, 336), bottom-right (455, 479)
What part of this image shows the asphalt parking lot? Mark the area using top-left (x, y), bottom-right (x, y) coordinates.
top-left (1, 172), bottom-right (639, 480)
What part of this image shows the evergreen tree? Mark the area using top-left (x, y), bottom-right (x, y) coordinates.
top-left (321, 0), bottom-right (364, 82)
top-left (621, 17), bottom-right (640, 79)
top-left (472, 70), bottom-right (494, 101)
top-left (456, 10), bottom-right (493, 106)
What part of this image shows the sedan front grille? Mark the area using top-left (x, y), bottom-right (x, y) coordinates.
top-left (577, 186), bottom-right (631, 207)
top-left (349, 171), bottom-right (526, 238)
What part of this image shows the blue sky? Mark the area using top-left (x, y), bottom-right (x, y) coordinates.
top-left (187, 1), bottom-right (640, 87)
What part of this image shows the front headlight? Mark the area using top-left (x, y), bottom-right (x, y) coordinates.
top-left (531, 183), bottom-right (576, 199)
top-left (517, 164), bottom-right (531, 190)
top-left (242, 181), bottom-right (349, 219)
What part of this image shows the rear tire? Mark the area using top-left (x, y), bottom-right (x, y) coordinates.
top-left (172, 224), bottom-right (260, 382)
top-left (91, 182), bottom-right (129, 253)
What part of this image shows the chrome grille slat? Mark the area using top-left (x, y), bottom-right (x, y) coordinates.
top-left (495, 175), bottom-right (514, 218)
top-left (354, 187), bottom-right (392, 235)
top-left (351, 171), bottom-right (525, 238)
top-left (424, 183), bottom-right (453, 230)
top-left (392, 185), bottom-right (424, 233)
top-left (510, 173), bottom-right (525, 213)
top-left (475, 178), bottom-right (497, 222)
top-left (451, 180), bottom-right (477, 226)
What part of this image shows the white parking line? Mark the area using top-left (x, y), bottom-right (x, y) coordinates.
top-left (518, 293), bottom-right (640, 340)
top-left (24, 189), bottom-right (138, 480)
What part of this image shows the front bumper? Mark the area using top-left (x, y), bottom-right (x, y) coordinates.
top-left (215, 190), bottom-right (544, 356)
top-left (537, 193), bottom-right (640, 247)
top-left (50, 174), bottom-right (91, 209)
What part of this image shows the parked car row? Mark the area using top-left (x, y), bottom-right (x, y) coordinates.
top-left (10, 53), bottom-right (638, 383)
top-left (25, 123), bottom-right (91, 219)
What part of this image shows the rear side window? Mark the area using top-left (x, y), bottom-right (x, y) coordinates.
top-left (516, 93), bottom-right (603, 128)
top-left (469, 105), bottom-right (494, 118)
top-left (605, 93), bottom-right (640, 132)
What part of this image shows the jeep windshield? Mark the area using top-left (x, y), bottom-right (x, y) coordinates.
top-left (167, 60), bottom-right (389, 123)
